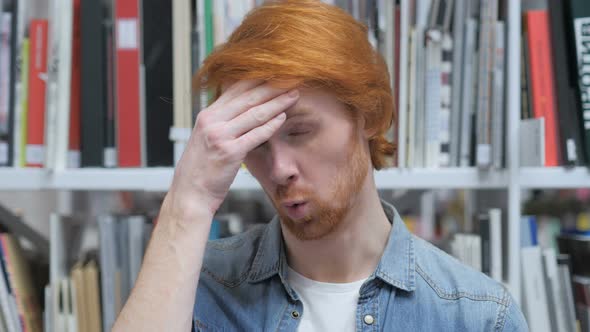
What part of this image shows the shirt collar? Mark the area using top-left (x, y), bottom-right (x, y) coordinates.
top-left (247, 200), bottom-right (416, 292)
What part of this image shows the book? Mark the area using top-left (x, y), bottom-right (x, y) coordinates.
top-left (449, 0), bottom-right (465, 167)
top-left (98, 215), bottom-right (117, 332)
top-left (142, 0), bottom-right (173, 167)
top-left (26, 19), bottom-right (49, 168)
top-left (475, 0), bottom-right (498, 169)
top-left (524, 10), bottom-right (561, 167)
top-left (80, 0), bottom-right (107, 167)
top-left (520, 118), bottom-right (545, 167)
top-left (68, 0), bottom-right (82, 168)
top-left (115, 0), bottom-right (143, 167)
top-left (541, 248), bottom-right (569, 332)
top-left (45, 0), bottom-right (74, 171)
top-left (520, 246), bottom-right (551, 332)
top-left (0, 12), bottom-right (11, 166)
top-left (557, 254), bottom-right (579, 332)
top-left (491, 21), bottom-right (505, 169)
top-left (459, 17), bottom-right (478, 167)
top-left (16, 38), bottom-right (29, 168)
top-left (0, 233), bottom-right (43, 332)
top-left (565, 0), bottom-right (590, 166)
top-left (548, 0), bottom-right (586, 166)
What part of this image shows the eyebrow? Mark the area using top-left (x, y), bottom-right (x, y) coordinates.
top-left (286, 107), bottom-right (314, 119)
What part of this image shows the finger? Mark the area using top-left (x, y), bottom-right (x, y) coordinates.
top-left (217, 83), bottom-right (293, 121)
top-left (215, 79), bottom-right (264, 105)
top-left (226, 90), bottom-right (299, 137)
top-left (236, 112), bottom-right (287, 153)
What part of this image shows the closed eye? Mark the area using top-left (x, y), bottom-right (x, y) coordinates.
top-left (288, 131), bottom-right (310, 137)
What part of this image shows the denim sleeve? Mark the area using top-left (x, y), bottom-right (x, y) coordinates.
top-left (501, 298), bottom-right (529, 332)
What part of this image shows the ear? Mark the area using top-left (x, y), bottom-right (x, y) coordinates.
top-left (358, 116), bottom-right (377, 139)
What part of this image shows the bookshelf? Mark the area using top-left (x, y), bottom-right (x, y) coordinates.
top-left (2, 0), bottom-right (589, 321)
top-left (4, 167), bottom-right (590, 191)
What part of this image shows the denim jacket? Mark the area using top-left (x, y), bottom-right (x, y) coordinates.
top-left (193, 201), bottom-right (529, 331)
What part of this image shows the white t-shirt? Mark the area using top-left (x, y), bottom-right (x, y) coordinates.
top-left (287, 266), bottom-right (367, 332)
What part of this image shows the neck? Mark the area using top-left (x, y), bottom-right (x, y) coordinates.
top-left (281, 172), bottom-right (392, 283)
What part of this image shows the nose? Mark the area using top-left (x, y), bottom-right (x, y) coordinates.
top-left (268, 144), bottom-right (298, 186)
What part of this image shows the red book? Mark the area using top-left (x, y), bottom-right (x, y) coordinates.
top-left (525, 10), bottom-right (561, 166)
top-left (115, 0), bottom-right (142, 167)
top-left (26, 20), bottom-right (49, 168)
top-left (69, 0), bottom-right (82, 168)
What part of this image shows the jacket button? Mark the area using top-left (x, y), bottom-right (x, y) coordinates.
top-left (364, 314), bottom-right (374, 325)
top-left (291, 310), bottom-right (300, 319)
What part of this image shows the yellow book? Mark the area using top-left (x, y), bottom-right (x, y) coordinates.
top-left (0, 233), bottom-right (42, 332)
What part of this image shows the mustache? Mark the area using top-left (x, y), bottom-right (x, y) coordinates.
top-left (275, 185), bottom-right (315, 201)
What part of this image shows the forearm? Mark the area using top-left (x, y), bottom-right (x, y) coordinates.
top-left (113, 194), bottom-right (212, 332)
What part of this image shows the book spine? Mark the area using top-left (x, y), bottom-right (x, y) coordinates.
top-left (26, 20), bottom-right (48, 168)
top-left (491, 22), bottom-right (505, 169)
top-left (475, 0), bottom-right (497, 169)
top-left (17, 38), bottom-right (29, 168)
top-left (68, 0), bottom-right (82, 168)
top-left (143, 0), bottom-right (173, 166)
top-left (459, 18), bottom-right (477, 167)
top-left (525, 10), bottom-right (561, 166)
top-left (104, 19), bottom-right (117, 168)
top-left (0, 13), bottom-right (12, 166)
top-left (568, 0), bottom-right (590, 165)
top-left (548, 0), bottom-right (586, 166)
top-left (115, 0), bottom-right (142, 167)
top-left (450, 0), bottom-right (465, 167)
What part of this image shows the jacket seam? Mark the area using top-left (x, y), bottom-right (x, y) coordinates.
top-left (202, 266), bottom-right (250, 288)
top-left (494, 290), bottom-right (510, 331)
top-left (415, 264), bottom-right (507, 304)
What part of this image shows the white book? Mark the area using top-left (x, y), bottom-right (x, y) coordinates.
top-left (224, 0), bottom-right (254, 40)
top-left (542, 248), bottom-right (568, 332)
top-left (45, 0), bottom-right (74, 170)
top-left (62, 278), bottom-right (77, 332)
top-left (397, 0), bottom-right (410, 168)
top-left (520, 118), bottom-right (545, 167)
top-left (128, 216), bottom-right (146, 288)
top-left (44, 285), bottom-right (52, 332)
top-left (459, 18), bottom-right (477, 166)
top-left (488, 208), bottom-right (502, 282)
top-left (557, 256), bottom-right (578, 332)
top-left (521, 246), bottom-right (551, 332)
top-left (0, 13), bottom-right (11, 166)
top-left (424, 31), bottom-right (442, 168)
top-left (406, 28), bottom-right (418, 167)
top-left (413, 27), bottom-right (426, 167)
top-left (449, 0), bottom-right (466, 166)
top-left (491, 21), bottom-right (505, 169)
top-left (469, 234), bottom-right (482, 272)
top-left (213, 0), bottom-right (225, 46)
top-left (98, 215), bottom-right (117, 332)
top-left (438, 34), bottom-right (452, 167)
top-left (171, 0), bottom-right (193, 163)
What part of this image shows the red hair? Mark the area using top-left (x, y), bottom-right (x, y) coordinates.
top-left (194, 0), bottom-right (396, 169)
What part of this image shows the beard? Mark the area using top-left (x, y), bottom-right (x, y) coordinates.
top-left (270, 133), bottom-right (369, 241)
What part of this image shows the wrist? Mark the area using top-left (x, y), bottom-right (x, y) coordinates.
top-left (160, 189), bottom-right (215, 226)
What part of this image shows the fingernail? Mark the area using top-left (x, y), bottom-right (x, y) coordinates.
top-left (278, 113), bottom-right (286, 120)
top-left (288, 89), bottom-right (299, 98)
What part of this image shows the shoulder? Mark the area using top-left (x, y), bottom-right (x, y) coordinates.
top-left (413, 235), bottom-right (505, 302)
top-left (412, 235), bottom-right (528, 331)
top-left (200, 224), bottom-right (267, 288)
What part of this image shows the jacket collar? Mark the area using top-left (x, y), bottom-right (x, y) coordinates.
top-left (247, 200), bottom-right (416, 292)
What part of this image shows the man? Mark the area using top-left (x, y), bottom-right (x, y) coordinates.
top-left (114, 1), bottom-right (528, 331)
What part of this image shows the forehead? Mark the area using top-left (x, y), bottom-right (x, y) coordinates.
top-left (285, 87), bottom-right (349, 119)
